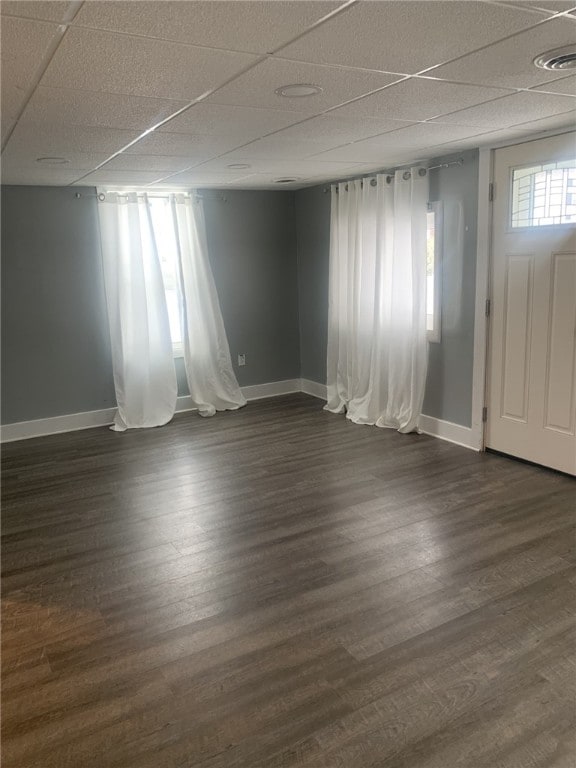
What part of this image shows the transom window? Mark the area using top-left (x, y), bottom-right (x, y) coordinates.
top-left (511, 159), bottom-right (576, 228)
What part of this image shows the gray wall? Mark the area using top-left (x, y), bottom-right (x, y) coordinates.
top-left (201, 189), bottom-right (299, 388)
top-left (1, 186), bottom-right (116, 423)
top-left (2, 158), bottom-right (478, 426)
top-left (1, 186), bottom-right (300, 423)
top-left (422, 150), bottom-right (479, 427)
top-left (294, 149), bottom-right (480, 428)
top-left (295, 185), bottom-right (330, 384)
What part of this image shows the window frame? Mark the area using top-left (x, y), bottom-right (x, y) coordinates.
top-left (101, 187), bottom-right (193, 359)
top-left (508, 158), bottom-right (576, 232)
top-left (426, 200), bottom-right (443, 344)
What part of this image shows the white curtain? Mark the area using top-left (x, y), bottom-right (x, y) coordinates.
top-left (325, 168), bottom-right (429, 433)
top-left (98, 191), bottom-right (245, 430)
top-left (170, 194), bottom-right (246, 416)
top-left (99, 191), bottom-right (177, 431)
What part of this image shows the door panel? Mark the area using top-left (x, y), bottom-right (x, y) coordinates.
top-left (501, 254), bottom-right (533, 422)
top-left (545, 252), bottom-right (576, 435)
top-left (487, 133), bottom-right (576, 475)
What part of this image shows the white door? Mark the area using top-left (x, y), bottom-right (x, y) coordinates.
top-left (487, 132), bottom-right (576, 475)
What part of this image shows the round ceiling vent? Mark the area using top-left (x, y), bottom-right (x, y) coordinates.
top-left (274, 177), bottom-right (300, 184)
top-left (274, 83), bottom-right (323, 98)
top-left (534, 45), bottom-right (576, 71)
top-left (226, 163), bottom-right (251, 169)
top-left (36, 156), bottom-right (69, 165)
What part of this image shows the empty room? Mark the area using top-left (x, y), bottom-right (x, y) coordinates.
top-left (1, 1), bottom-right (575, 766)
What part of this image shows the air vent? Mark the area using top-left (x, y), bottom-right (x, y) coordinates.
top-left (36, 156), bottom-right (69, 165)
top-left (274, 177), bottom-right (300, 184)
top-left (274, 84), bottom-right (323, 98)
top-left (534, 46), bottom-right (576, 71)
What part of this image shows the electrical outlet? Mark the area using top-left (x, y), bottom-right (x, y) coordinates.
top-left (237, 353), bottom-right (246, 366)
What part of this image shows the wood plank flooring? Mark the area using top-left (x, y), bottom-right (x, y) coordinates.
top-left (2, 393), bottom-right (575, 768)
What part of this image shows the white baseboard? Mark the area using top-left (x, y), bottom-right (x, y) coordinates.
top-left (300, 378), bottom-right (327, 400)
top-left (242, 379), bottom-right (301, 401)
top-left (0, 407), bottom-right (117, 443)
top-left (1, 380), bottom-right (304, 442)
top-left (418, 414), bottom-right (478, 451)
top-left (1, 384), bottom-right (477, 451)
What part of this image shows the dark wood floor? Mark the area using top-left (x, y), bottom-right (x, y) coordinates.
top-left (2, 394), bottom-right (575, 768)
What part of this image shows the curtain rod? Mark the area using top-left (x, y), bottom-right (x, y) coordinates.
top-left (322, 157), bottom-right (464, 192)
top-left (73, 191), bottom-right (227, 201)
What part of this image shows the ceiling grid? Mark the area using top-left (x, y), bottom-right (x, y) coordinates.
top-left (1, 0), bottom-right (574, 188)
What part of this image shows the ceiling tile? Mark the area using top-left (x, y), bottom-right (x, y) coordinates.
top-left (125, 131), bottom-right (243, 158)
top-left (74, 1), bottom-right (342, 54)
top-left (329, 78), bottom-right (514, 122)
top-left (311, 123), bottom-right (487, 162)
top-left (1, 116), bottom-right (16, 145)
top-left (40, 27), bottom-right (258, 102)
top-left (4, 122), bottom-right (140, 158)
top-left (432, 119), bottom-right (574, 150)
top-left (227, 174), bottom-right (308, 188)
top-left (431, 90), bottom-right (576, 127)
top-left (157, 103), bottom-right (304, 139)
top-left (0, 1), bottom-right (69, 22)
top-left (0, 17), bottom-right (59, 121)
top-left (503, 112), bottom-right (576, 133)
top-left (205, 58), bottom-right (403, 113)
top-left (533, 74), bottom-right (576, 95)
top-left (192, 156), bottom-right (370, 175)
top-left (21, 86), bottom-right (188, 131)
top-left (500, 1), bottom-right (576, 12)
top-left (1, 167), bottom-right (86, 185)
top-left (154, 170), bottom-right (256, 186)
top-left (74, 170), bottom-right (167, 185)
top-left (1, 148), bottom-right (110, 171)
top-left (268, 114), bottom-right (413, 144)
top-left (206, 161), bottom-right (369, 183)
top-left (428, 17), bottom-right (576, 88)
top-left (218, 134), bottom-right (354, 161)
top-left (102, 154), bottom-right (196, 173)
top-left (277, 1), bottom-right (543, 75)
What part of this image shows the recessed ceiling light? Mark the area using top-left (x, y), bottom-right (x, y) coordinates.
top-left (226, 163), bottom-right (251, 169)
top-left (274, 177), bottom-right (301, 184)
top-left (275, 83), bottom-right (323, 98)
top-left (36, 157), bottom-right (69, 165)
top-left (534, 46), bottom-right (576, 71)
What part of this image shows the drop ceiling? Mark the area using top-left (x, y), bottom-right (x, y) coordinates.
top-left (1, 0), bottom-right (575, 189)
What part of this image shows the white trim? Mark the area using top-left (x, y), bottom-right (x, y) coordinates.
top-left (0, 381), bottom-right (475, 449)
top-left (470, 130), bottom-right (575, 453)
top-left (300, 378), bottom-right (328, 400)
top-left (0, 408), bottom-right (117, 443)
top-left (175, 395), bottom-right (197, 413)
top-left (241, 379), bottom-right (301, 401)
top-left (471, 147), bottom-right (493, 452)
top-left (418, 414), bottom-right (478, 451)
top-left (0, 380), bottom-right (303, 442)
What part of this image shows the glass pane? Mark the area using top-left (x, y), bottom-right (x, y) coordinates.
top-left (511, 160), bottom-right (576, 228)
top-left (426, 210), bottom-right (435, 329)
top-left (149, 198), bottom-right (183, 346)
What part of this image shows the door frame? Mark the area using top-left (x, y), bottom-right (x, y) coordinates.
top-left (471, 128), bottom-right (576, 452)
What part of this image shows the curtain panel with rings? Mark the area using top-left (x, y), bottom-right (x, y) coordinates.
top-left (98, 191), bottom-right (245, 431)
top-left (325, 168), bottom-right (429, 433)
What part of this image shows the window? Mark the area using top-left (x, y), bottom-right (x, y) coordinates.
top-left (511, 159), bottom-right (576, 228)
top-left (426, 201), bottom-right (442, 343)
top-left (148, 196), bottom-right (184, 357)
